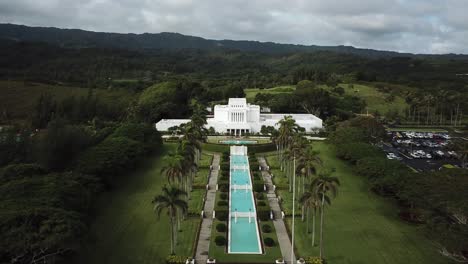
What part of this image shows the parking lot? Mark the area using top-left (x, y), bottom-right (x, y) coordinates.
top-left (381, 131), bottom-right (463, 172)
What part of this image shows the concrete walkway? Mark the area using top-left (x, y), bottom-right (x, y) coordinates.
top-left (258, 156), bottom-right (297, 264)
top-left (195, 153), bottom-right (220, 264)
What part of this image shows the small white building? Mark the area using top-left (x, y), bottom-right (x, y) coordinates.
top-left (155, 98), bottom-right (322, 135)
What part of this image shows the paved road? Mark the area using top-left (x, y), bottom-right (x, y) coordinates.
top-left (258, 156), bottom-right (297, 264)
top-left (195, 154), bottom-right (220, 264)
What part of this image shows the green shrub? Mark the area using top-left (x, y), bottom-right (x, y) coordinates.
top-left (216, 223), bottom-right (227, 232)
top-left (220, 163), bottom-right (230, 171)
top-left (215, 235), bottom-right (226, 246)
top-left (257, 210), bottom-right (270, 221)
top-left (263, 237), bottom-right (275, 247)
top-left (262, 224), bottom-right (272, 233)
top-left (257, 201), bottom-right (266, 207)
top-left (216, 210), bottom-right (228, 221)
top-left (220, 192), bottom-right (228, 200)
top-left (219, 183), bottom-right (229, 192)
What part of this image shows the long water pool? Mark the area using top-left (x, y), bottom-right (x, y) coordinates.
top-left (228, 150), bottom-right (262, 254)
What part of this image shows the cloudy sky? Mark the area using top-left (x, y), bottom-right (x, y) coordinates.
top-left (1, 0), bottom-right (467, 54)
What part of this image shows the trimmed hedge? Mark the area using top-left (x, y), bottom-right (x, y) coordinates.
top-left (215, 235), bottom-right (226, 246)
top-left (257, 210), bottom-right (270, 221)
top-left (219, 183), bottom-right (229, 192)
top-left (263, 237), bottom-right (276, 247)
top-left (216, 210), bottom-right (228, 221)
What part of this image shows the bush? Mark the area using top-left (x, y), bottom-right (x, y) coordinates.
top-left (219, 183), bottom-right (229, 192)
top-left (216, 223), bottom-right (227, 232)
top-left (257, 201), bottom-right (266, 207)
top-left (217, 200), bottom-right (228, 207)
top-left (216, 210), bottom-right (228, 221)
top-left (220, 163), bottom-right (230, 171)
top-left (215, 235), bottom-right (226, 246)
top-left (220, 192), bottom-right (228, 200)
top-left (263, 237), bottom-right (275, 247)
top-left (257, 210), bottom-right (270, 221)
top-left (262, 224), bottom-right (272, 233)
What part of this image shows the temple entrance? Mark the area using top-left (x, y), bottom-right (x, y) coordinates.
top-left (227, 129), bottom-right (250, 137)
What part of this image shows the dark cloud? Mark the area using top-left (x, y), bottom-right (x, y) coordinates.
top-left (0, 0), bottom-right (467, 54)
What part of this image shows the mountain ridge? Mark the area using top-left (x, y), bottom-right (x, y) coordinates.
top-left (0, 23), bottom-right (467, 59)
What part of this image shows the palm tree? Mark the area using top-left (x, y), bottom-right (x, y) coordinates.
top-left (276, 116), bottom-right (300, 170)
top-left (311, 174), bottom-right (340, 259)
top-left (178, 140), bottom-right (198, 198)
top-left (152, 185), bottom-right (188, 255)
top-left (299, 191), bottom-right (320, 247)
top-left (161, 152), bottom-right (185, 185)
top-left (298, 146), bottom-right (322, 194)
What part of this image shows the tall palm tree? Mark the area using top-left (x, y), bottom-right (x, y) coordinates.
top-left (298, 146), bottom-right (322, 194)
top-left (178, 140), bottom-right (198, 197)
top-left (152, 185), bottom-right (188, 255)
top-left (161, 152), bottom-right (185, 185)
top-left (276, 116), bottom-right (300, 170)
top-left (299, 191), bottom-right (320, 247)
top-left (311, 174), bottom-right (340, 259)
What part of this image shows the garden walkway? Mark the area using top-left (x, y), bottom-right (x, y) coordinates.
top-left (195, 153), bottom-right (220, 263)
top-left (258, 156), bottom-right (297, 264)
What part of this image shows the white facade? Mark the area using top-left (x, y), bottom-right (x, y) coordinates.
top-left (155, 98), bottom-right (322, 135)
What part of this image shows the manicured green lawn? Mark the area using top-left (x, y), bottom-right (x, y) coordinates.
top-left (75, 143), bottom-right (201, 264)
top-left (264, 143), bottom-right (450, 264)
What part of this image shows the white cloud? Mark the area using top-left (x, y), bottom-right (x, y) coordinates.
top-left (0, 0), bottom-right (467, 54)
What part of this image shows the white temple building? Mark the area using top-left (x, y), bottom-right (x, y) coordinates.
top-left (155, 98), bottom-right (322, 135)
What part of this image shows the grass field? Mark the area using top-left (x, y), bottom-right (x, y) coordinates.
top-left (244, 85), bottom-right (295, 102)
top-left (244, 83), bottom-right (408, 116)
top-left (75, 143), bottom-right (202, 264)
top-left (0, 80), bottom-right (136, 121)
top-left (264, 142), bottom-right (450, 264)
top-left (333, 83), bottom-right (408, 115)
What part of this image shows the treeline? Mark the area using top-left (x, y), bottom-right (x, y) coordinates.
top-left (328, 117), bottom-right (468, 262)
top-left (0, 120), bottom-right (162, 263)
top-left (1, 39), bottom-right (467, 96)
top-left (31, 88), bottom-right (126, 129)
